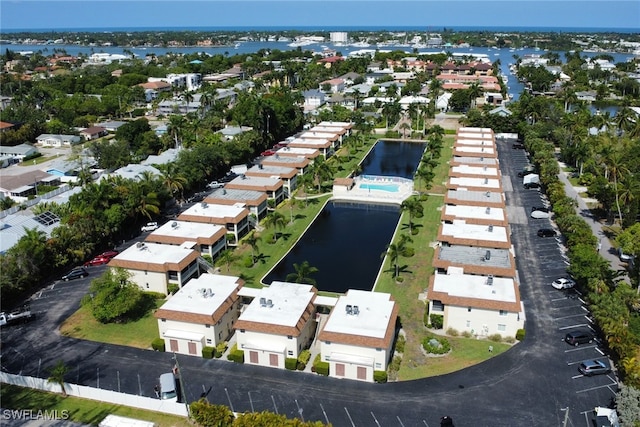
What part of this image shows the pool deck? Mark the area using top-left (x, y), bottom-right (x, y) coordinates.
top-left (332, 175), bottom-right (415, 204)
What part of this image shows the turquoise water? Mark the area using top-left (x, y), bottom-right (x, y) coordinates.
top-left (359, 183), bottom-right (399, 193)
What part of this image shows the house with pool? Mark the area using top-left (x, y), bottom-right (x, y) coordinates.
top-left (317, 290), bottom-right (398, 383)
top-left (234, 281), bottom-right (317, 370)
top-left (154, 273), bottom-right (244, 356)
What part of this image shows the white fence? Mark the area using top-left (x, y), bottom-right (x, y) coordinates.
top-left (0, 372), bottom-right (188, 417)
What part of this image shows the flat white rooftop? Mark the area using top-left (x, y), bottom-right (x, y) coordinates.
top-left (451, 165), bottom-right (500, 177)
top-left (299, 131), bottom-right (338, 140)
top-left (452, 156), bottom-right (498, 166)
top-left (276, 146), bottom-right (319, 157)
top-left (459, 127), bottom-right (493, 135)
top-left (159, 274), bottom-right (241, 316)
top-left (322, 290), bottom-right (394, 339)
top-left (446, 189), bottom-right (503, 204)
top-left (288, 138), bottom-right (332, 148)
top-left (442, 222), bottom-right (508, 243)
top-left (180, 202), bottom-right (247, 219)
top-left (443, 205), bottom-right (505, 222)
top-left (450, 177), bottom-right (501, 189)
top-left (454, 146), bottom-right (496, 155)
top-left (239, 281), bottom-right (315, 327)
top-left (228, 175), bottom-right (282, 187)
top-left (432, 272), bottom-right (517, 304)
top-left (247, 164), bottom-right (296, 176)
top-left (455, 138), bottom-right (494, 146)
top-left (148, 220), bottom-right (225, 240)
top-left (113, 242), bottom-right (195, 264)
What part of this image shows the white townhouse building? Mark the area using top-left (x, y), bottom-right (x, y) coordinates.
top-left (108, 242), bottom-right (201, 295)
top-left (145, 220), bottom-right (227, 260)
top-left (234, 282), bottom-right (317, 370)
top-left (438, 221), bottom-right (511, 249)
top-left (154, 274), bottom-right (244, 356)
top-left (178, 202), bottom-right (250, 245)
top-left (317, 290), bottom-right (398, 382)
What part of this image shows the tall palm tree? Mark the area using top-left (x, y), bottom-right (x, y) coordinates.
top-left (401, 197), bottom-right (424, 234)
top-left (47, 360), bottom-right (69, 397)
top-left (244, 232), bottom-right (261, 265)
top-left (158, 163), bottom-right (187, 202)
top-left (310, 157), bottom-right (334, 192)
top-left (381, 242), bottom-right (401, 278)
top-left (263, 211), bottom-right (286, 243)
top-left (168, 114), bottom-right (186, 149)
top-left (286, 261), bottom-right (318, 285)
top-left (606, 149), bottom-right (630, 224)
top-left (399, 121), bottom-right (411, 138)
top-left (467, 81), bottom-right (484, 110)
top-left (217, 249), bottom-right (238, 272)
top-left (414, 166), bottom-right (435, 194)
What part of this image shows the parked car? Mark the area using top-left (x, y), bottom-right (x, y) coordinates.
top-left (99, 250), bottom-right (119, 259)
top-left (552, 277), bottom-right (576, 290)
top-left (524, 182), bottom-right (541, 189)
top-left (531, 206), bottom-right (549, 213)
top-left (207, 181), bottom-right (224, 189)
top-left (537, 228), bottom-right (557, 237)
top-left (141, 222), bottom-right (159, 232)
top-left (84, 256), bottom-right (111, 267)
top-left (517, 171), bottom-right (535, 178)
top-left (530, 210), bottom-right (550, 219)
top-left (578, 359), bottom-right (611, 376)
top-left (618, 248), bottom-right (633, 263)
top-left (61, 267), bottom-right (89, 281)
top-left (512, 142), bottom-right (525, 149)
top-left (260, 149), bottom-right (276, 156)
top-left (565, 329), bottom-right (595, 346)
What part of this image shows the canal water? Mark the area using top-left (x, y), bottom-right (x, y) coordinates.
top-left (263, 140), bottom-right (426, 293)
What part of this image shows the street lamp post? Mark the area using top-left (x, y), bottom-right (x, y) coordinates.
top-left (172, 353), bottom-right (190, 418)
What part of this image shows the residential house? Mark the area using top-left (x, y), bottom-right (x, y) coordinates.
top-left (0, 170), bottom-right (59, 200)
top-left (141, 148), bottom-right (181, 166)
top-left (224, 175), bottom-right (285, 206)
top-left (433, 245), bottom-right (516, 278)
top-left (36, 134), bottom-right (82, 148)
top-left (138, 81), bottom-right (173, 102)
top-left (79, 126), bottom-right (107, 141)
top-left (154, 274), bottom-right (244, 356)
top-left (0, 144), bottom-right (39, 163)
top-left (178, 202), bottom-right (250, 245)
top-left (260, 154), bottom-right (312, 175)
top-left (216, 125), bottom-right (254, 141)
top-left (427, 270), bottom-right (524, 338)
top-left (94, 120), bottom-right (127, 132)
top-left (317, 290), bottom-right (398, 382)
top-left (204, 188), bottom-right (268, 222)
top-left (438, 221), bottom-right (511, 249)
top-left (145, 220), bottom-right (227, 260)
top-left (234, 281), bottom-right (317, 370)
top-left (319, 78), bottom-right (345, 94)
top-left (245, 164), bottom-right (297, 198)
top-left (302, 89), bottom-right (326, 110)
top-left (108, 242), bottom-right (201, 295)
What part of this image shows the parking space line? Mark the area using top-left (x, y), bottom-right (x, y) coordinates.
top-left (576, 381), bottom-right (618, 394)
top-left (559, 324), bottom-right (588, 330)
top-left (572, 374), bottom-right (584, 379)
top-left (555, 313), bottom-right (590, 320)
top-left (595, 348), bottom-right (605, 356)
top-left (564, 345), bottom-right (598, 353)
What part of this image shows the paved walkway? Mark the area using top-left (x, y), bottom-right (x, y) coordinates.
top-left (557, 162), bottom-right (631, 281)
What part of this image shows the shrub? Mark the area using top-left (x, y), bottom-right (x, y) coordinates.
top-left (446, 327), bottom-right (459, 337)
top-left (226, 344), bottom-right (244, 363)
top-left (422, 336), bottom-right (451, 354)
top-left (167, 283), bottom-right (179, 295)
top-left (389, 355), bottom-right (402, 372)
top-left (461, 330), bottom-right (473, 338)
top-left (151, 338), bottom-right (165, 352)
top-left (285, 357), bottom-right (298, 370)
top-left (374, 371), bottom-right (388, 383)
top-left (488, 333), bottom-right (503, 342)
top-left (503, 336), bottom-right (516, 344)
top-left (411, 228), bottom-right (420, 235)
top-left (423, 304), bottom-right (430, 327)
top-left (297, 349), bottom-right (311, 370)
top-left (395, 334), bottom-right (406, 354)
top-left (429, 314), bottom-right (444, 329)
top-left (200, 254), bottom-right (213, 265)
top-left (242, 256), bottom-right (254, 268)
top-left (215, 341), bottom-right (228, 358)
top-left (395, 276), bottom-right (404, 283)
top-left (312, 355), bottom-right (329, 376)
top-left (202, 346), bottom-right (215, 359)
top-left (403, 247), bottom-right (415, 257)
top-left (419, 193), bottom-right (428, 201)
top-left (516, 329), bottom-right (526, 341)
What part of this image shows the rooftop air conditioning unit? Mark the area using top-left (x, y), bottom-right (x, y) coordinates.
top-left (260, 297), bottom-right (267, 307)
top-left (485, 250), bottom-right (491, 261)
top-left (487, 275), bottom-right (494, 285)
top-left (136, 242), bottom-right (145, 249)
top-left (353, 305), bottom-right (360, 315)
top-left (201, 202), bottom-right (207, 208)
top-left (488, 225), bottom-right (494, 232)
top-left (346, 304), bottom-right (353, 315)
top-left (485, 207), bottom-right (491, 214)
top-left (484, 178), bottom-right (489, 184)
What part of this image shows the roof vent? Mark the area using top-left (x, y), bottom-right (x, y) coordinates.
top-left (485, 207), bottom-right (491, 214)
top-left (259, 164), bottom-right (263, 169)
top-left (485, 250), bottom-right (491, 261)
top-left (201, 202), bottom-right (207, 208)
top-left (266, 299), bottom-right (273, 308)
top-left (487, 275), bottom-right (494, 285)
top-left (222, 189), bottom-right (227, 195)
top-left (136, 242), bottom-right (145, 249)
top-left (488, 225), bottom-right (494, 232)
top-left (353, 305), bottom-right (360, 315)
top-left (241, 174), bottom-right (246, 180)
top-left (171, 221), bottom-right (178, 228)
top-left (485, 191), bottom-right (491, 197)
top-left (346, 304), bottom-right (353, 315)
top-left (484, 178), bottom-right (489, 184)
top-left (260, 297), bottom-right (267, 307)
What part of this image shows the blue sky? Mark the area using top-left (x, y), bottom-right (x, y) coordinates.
top-left (1, 1), bottom-right (638, 31)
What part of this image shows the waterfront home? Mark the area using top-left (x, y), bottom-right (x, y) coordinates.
top-left (145, 220), bottom-right (228, 260)
top-left (437, 221), bottom-right (511, 249)
top-left (433, 245), bottom-right (516, 278)
top-left (224, 175), bottom-right (285, 206)
top-left (178, 202), bottom-right (250, 245)
top-left (204, 188), bottom-right (268, 221)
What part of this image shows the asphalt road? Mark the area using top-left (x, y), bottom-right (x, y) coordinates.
top-left (0, 141), bottom-right (618, 427)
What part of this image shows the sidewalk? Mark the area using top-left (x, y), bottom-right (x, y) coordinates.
top-left (556, 162), bottom-right (630, 281)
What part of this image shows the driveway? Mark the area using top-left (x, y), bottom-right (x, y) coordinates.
top-left (0, 140), bottom-right (617, 427)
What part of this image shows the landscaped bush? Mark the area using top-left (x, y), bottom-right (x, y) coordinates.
top-left (202, 346), bottom-right (215, 359)
top-left (423, 304), bottom-right (430, 327)
top-left (461, 330), bottom-right (473, 338)
top-left (422, 335), bottom-right (451, 355)
top-left (285, 357), bottom-right (298, 370)
top-left (429, 314), bottom-right (444, 329)
top-left (516, 329), bottom-right (526, 341)
top-left (503, 336), bottom-right (516, 344)
top-left (297, 349), bottom-right (311, 370)
top-left (151, 337), bottom-right (165, 352)
top-left (403, 247), bottom-right (415, 257)
top-left (389, 355), bottom-right (402, 373)
top-left (226, 343), bottom-right (244, 363)
top-left (215, 341), bottom-right (228, 358)
top-left (312, 354), bottom-right (329, 376)
top-left (395, 276), bottom-right (404, 283)
top-left (395, 334), bottom-right (406, 354)
top-left (488, 333), bottom-right (503, 342)
top-left (242, 256), bottom-right (254, 268)
top-left (167, 283), bottom-right (179, 295)
top-left (374, 370), bottom-right (388, 383)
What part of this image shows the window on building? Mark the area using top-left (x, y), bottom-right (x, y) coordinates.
top-left (498, 324), bottom-right (506, 332)
top-left (467, 307), bottom-right (472, 312)
top-left (206, 324), bottom-right (211, 328)
top-left (499, 310), bottom-right (507, 316)
top-left (432, 300), bottom-right (444, 312)
top-left (466, 320), bottom-right (471, 327)
top-left (161, 319), bottom-right (166, 322)
top-left (287, 335), bottom-right (292, 339)
top-left (206, 339), bottom-right (212, 344)
top-left (288, 351), bottom-right (293, 356)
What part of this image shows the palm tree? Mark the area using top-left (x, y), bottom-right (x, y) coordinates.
top-left (467, 81), bottom-right (484, 110)
top-left (285, 261), bottom-right (318, 285)
top-left (244, 232), bottom-right (261, 265)
top-left (263, 211), bottom-right (286, 243)
top-left (158, 163), bottom-right (187, 202)
top-left (606, 149), bottom-right (630, 224)
top-left (401, 197), bottom-right (424, 234)
top-left (414, 166), bottom-right (435, 194)
top-left (399, 121), bottom-right (411, 138)
top-left (217, 249), bottom-right (238, 272)
top-left (310, 157), bottom-right (334, 192)
top-left (168, 114), bottom-right (186, 149)
top-left (381, 242), bottom-right (401, 278)
top-left (47, 360), bottom-right (69, 397)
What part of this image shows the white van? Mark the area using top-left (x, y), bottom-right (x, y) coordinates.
top-left (159, 372), bottom-right (177, 401)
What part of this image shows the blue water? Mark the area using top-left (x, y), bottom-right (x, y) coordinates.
top-left (359, 183), bottom-right (400, 193)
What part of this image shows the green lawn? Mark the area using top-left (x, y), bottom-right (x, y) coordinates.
top-left (0, 384), bottom-right (188, 427)
top-left (19, 154), bottom-right (63, 166)
top-left (59, 299), bottom-right (163, 348)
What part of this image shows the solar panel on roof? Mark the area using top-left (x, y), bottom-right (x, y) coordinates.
top-left (34, 211), bottom-right (60, 226)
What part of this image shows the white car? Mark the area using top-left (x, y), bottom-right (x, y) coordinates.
top-left (141, 221), bottom-right (159, 232)
top-left (207, 181), bottom-right (224, 189)
top-left (530, 210), bottom-right (550, 219)
top-left (551, 277), bottom-right (575, 290)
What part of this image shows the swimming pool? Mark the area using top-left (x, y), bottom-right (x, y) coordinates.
top-left (359, 182), bottom-right (400, 192)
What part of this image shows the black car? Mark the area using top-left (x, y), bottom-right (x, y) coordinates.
top-left (537, 228), bottom-right (557, 237)
top-left (565, 330), bottom-right (595, 346)
top-left (61, 267), bottom-right (89, 281)
top-left (512, 142), bottom-right (525, 149)
top-left (524, 182), bottom-right (541, 189)
top-left (531, 206), bottom-right (549, 213)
